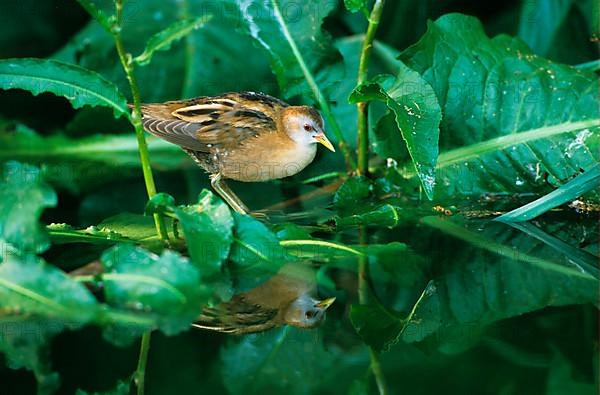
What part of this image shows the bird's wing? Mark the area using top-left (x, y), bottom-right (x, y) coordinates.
top-left (138, 92), bottom-right (285, 152)
top-left (192, 295), bottom-right (279, 334)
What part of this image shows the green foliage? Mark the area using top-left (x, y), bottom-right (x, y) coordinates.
top-left (0, 58), bottom-right (128, 118)
top-left (344, 0), bottom-right (369, 14)
top-left (350, 302), bottom-right (404, 353)
top-left (0, 254), bottom-right (98, 322)
top-left (221, 326), bottom-right (354, 395)
top-left (396, 13), bottom-right (599, 200)
top-left (350, 63), bottom-right (442, 198)
top-left (223, 0), bottom-right (342, 102)
top-left (134, 16), bottom-right (213, 66)
top-left (0, 125), bottom-right (184, 192)
top-left (0, 162), bottom-right (57, 254)
top-left (147, 191), bottom-right (234, 276)
top-left (100, 244), bottom-right (208, 335)
top-left (228, 213), bottom-right (288, 292)
top-left (497, 164), bottom-right (600, 222)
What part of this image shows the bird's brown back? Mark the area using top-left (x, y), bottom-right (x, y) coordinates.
top-left (137, 92), bottom-right (290, 153)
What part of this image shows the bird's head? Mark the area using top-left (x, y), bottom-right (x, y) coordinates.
top-left (282, 295), bottom-right (336, 329)
top-left (281, 106), bottom-right (335, 152)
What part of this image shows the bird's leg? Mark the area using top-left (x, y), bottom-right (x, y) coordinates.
top-left (210, 173), bottom-right (250, 214)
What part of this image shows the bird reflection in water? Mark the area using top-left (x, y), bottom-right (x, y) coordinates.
top-left (193, 263), bottom-right (335, 334)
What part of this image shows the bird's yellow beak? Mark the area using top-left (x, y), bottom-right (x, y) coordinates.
top-left (314, 134), bottom-right (336, 152)
top-left (315, 297), bottom-right (336, 310)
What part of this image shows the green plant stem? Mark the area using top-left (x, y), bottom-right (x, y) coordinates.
top-left (369, 348), bottom-right (388, 395)
top-left (357, 227), bottom-right (388, 395)
top-left (134, 332), bottom-right (151, 395)
top-left (112, 2), bottom-right (165, 394)
top-left (270, 0), bottom-right (356, 171)
top-left (112, 0), bottom-right (168, 242)
top-left (357, 227), bottom-right (369, 303)
top-left (355, 3), bottom-right (387, 392)
top-left (356, 0), bottom-right (386, 176)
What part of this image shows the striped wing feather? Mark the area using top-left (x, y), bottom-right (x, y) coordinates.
top-left (138, 92), bottom-right (287, 152)
top-left (193, 295), bottom-right (279, 334)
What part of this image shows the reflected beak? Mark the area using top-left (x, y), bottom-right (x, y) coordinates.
top-left (315, 297), bottom-right (336, 310)
top-left (314, 133), bottom-right (336, 152)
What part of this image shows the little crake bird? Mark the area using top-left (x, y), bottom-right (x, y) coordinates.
top-left (193, 263), bottom-right (335, 334)
top-left (135, 92), bottom-right (335, 214)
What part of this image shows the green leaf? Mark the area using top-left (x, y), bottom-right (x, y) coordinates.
top-left (146, 190), bottom-right (234, 276)
top-left (47, 222), bottom-right (132, 245)
top-left (496, 164), bottom-right (600, 222)
top-left (223, 0), bottom-right (342, 102)
top-left (0, 255), bottom-right (98, 322)
top-left (333, 176), bottom-right (372, 214)
top-left (0, 125), bottom-right (186, 192)
top-left (221, 326), bottom-right (351, 395)
top-left (344, 0), bottom-right (368, 14)
top-left (54, 0), bottom-right (275, 103)
top-left (398, 14), bottom-right (599, 201)
top-left (350, 65), bottom-right (441, 199)
top-left (350, 302), bottom-right (404, 353)
top-left (134, 16), bottom-right (213, 66)
top-left (100, 244), bottom-right (208, 335)
top-left (335, 204), bottom-right (403, 229)
top-left (0, 58), bottom-right (128, 119)
top-left (97, 213), bottom-right (164, 245)
top-left (0, 162), bottom-right (57, 254)
top-left (404, 217), bottom-right (598, 348)
top-left (74, 0), bottom-right (114, 32)
top-left (229, 213), bottom-right (288, 292)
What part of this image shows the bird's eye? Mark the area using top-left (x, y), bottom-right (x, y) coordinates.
top-left (303, 123), bottom-right (312, 132)
top-left (305, 311), bottom-right (315, 319)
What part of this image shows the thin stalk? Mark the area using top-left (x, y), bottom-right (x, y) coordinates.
top-left (112, 0), bottom-right (168, 241)
top-left (357, 228), bottom-right (369, 303)
top-left (134, 332), bottom-right (151, 395)
top-left (356, 0), bottom-right (386, 176)
top-left (369, 348), bottom-right (388, 395)
top-left (111, 2), bottom-right (165, 394)
top-left (357, 227), bottom-right (388, 395)
top-left (355, 2), bottom-right (388, 393)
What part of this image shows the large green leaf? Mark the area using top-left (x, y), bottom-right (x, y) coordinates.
top-left (350, 63), bottom-right (442, 199)
top-left (228, 213), bottom-right (289, 292)
top-left (100, 244), bottom-right (208, 335)
top-left (0, 58), bottom-right (128, 118)
top-left (0, 162), bottom-right (57, 254)
top-left (222, 0), bottom-right (342, 102)
top-left (403, 216), bottom-right (598, 350)
top-left (0, 124), bottom-right (186, 192)
top-left (221, 326), bottom-right (359, 395)
top-left (0, 255), bottom-right (98, 322)
top-left (397, 14), bottom-right (599, 201)
top-left (0, 255), bottom-right (103, 388)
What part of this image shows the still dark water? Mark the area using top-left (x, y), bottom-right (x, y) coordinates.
top-left (2, 211), bottom-right (596, 395)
